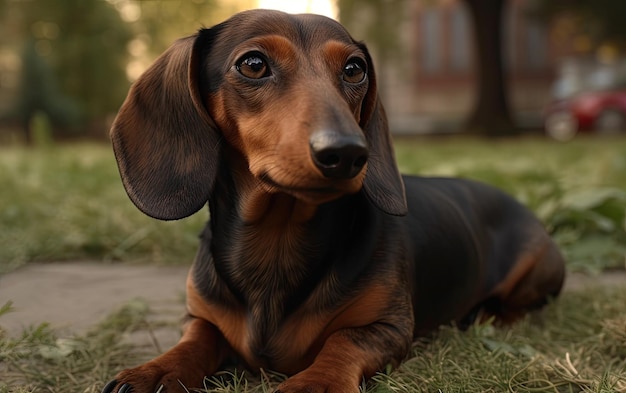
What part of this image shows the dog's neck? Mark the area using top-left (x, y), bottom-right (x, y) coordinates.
top-left (237, 186), bottom-right (319, 226)
top-left (208, 149), bottom-right (331, 304)
top-left (216, 149), bottom-right (320, 225)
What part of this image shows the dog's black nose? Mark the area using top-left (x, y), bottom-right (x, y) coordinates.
top-left (310, 131), bottom-right (368, 179)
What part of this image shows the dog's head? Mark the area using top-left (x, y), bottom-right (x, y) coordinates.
top-left (111, 9), bottom-right (407, 220)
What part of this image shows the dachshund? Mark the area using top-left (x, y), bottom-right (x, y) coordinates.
top-left (103, 9), bottom-right (565, 393)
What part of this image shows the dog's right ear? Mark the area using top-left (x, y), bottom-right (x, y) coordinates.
top-left (357, 43), bottom-right (408, 217)
top-left (110, 31), bottom-right (221, 220)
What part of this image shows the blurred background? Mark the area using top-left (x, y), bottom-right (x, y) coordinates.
top-left (2, 0), bottom-right (626, 141)
top-left (1, 3), bottom-right (625, 390)
top-left (0, 0), bottom-right (625, 274)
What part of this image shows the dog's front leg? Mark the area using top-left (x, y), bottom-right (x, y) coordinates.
top-left (102, 316), bottom-right (225, 393)
top-left (276, 322), bottom-right (412, 393)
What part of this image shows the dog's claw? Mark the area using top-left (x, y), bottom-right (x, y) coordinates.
top-left (101, 380), bottom-right (119, 393)
top-left (101, 382), bottom-right (133, 393)
top-left (118, 383), bottom-right (133, 393)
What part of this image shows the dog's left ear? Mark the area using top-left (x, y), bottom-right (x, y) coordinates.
top-left (358, 44), bottom-right (408, 216)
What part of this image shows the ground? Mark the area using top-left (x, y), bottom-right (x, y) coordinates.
top-left (1, 261), bottom-right (625, 347)
top-left (0, 262), bottom-right (188, 350)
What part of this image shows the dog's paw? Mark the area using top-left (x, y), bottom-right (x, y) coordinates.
top-left (274, 370), bottom-right (359, 393)
top-left (101, 363), bottom-right (204, 393)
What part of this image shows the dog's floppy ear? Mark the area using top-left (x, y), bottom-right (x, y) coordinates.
top-left (110, 32), bottom-right (220, 220)
top-left (358, 44), bottom-right (408, 216)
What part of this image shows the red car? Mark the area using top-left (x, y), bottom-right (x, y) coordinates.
top-left (544, 88), bottom-right (626, 141)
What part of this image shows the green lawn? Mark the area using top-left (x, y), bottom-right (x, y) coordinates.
top-left (1, 136), bottom-right (626, 392)
top-left (1, 136), bottom-right (625, 273)
top-left (0, 143), bottom-right (208, 273)
top-left (2, 283), bottom-right (625, 392)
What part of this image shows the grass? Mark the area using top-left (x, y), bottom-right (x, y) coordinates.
top-left (1, 135), bottom-right (626, 272)
top-left (1, 284), bottom-right (625, 392)
top-left (378, 287), bottom-right (626, 392)
top-left (1, 135), bottom-right (626, 392)
top-left (0, 143), bottom-right (208, 273)
top-left (394, 136), bottom-right (626, 273)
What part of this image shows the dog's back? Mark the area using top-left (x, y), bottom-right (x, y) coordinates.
top-left (402, 176), bottom-right (565, 333)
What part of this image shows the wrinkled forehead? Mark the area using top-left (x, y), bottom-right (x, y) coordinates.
top-left (199, 10), bottom-right (360, 93)
top-left (218, 9), bottom-right (354, 49)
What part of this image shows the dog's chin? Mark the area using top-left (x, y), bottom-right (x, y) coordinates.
top-left (258, 173), bottom-right (362, 205)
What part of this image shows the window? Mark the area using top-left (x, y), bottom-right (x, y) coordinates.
top-left (421, 8), bottom-right (441, 74)
top-left (526, 23), bottom-right (547, 70)
top-left (449, 4), bottom-right (471, 72)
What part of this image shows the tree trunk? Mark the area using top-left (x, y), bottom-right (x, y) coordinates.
top-left (21, 116), bottom-right (33, 145)
top-left (464, 0), bottom-right (516, 136)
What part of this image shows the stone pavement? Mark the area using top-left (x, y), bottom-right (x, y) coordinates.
top-left (1, 262), bottom-right (624, 349)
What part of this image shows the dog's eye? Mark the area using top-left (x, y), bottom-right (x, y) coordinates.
top-left (236, 53), bottom-right (270, 79)
top-left (343, 58), bottom-right (366, 84)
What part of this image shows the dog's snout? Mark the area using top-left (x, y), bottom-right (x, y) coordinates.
top-left (310, 131), bottom-right (368, 179)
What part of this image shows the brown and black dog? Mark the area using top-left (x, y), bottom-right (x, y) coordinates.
top-left (103, 9), bottom-right (565, 393)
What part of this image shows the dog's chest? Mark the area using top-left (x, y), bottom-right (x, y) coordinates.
top-left (242, 303), bottom-right (326, 373)
top-left (219, 271), bottom-right (335, 373)
top-left (229, 222), bottom-right (310, 299)
top-left (224, 224), bottom-right (324, 366)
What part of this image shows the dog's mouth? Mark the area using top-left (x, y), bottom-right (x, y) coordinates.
top-left (259, 172), bottom-right (339, 196)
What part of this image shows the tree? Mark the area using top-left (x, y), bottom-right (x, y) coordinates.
top-left (529, 0), bottom-right (626, 50)
top-left (338, 0), bottom-right (517, 136)
top-left (44, 0), bottom-right (134, 132)
top-left (11, 40), bottom-right (80, 143)
top-left (337, 0), bottom-right (407, 103)
top-left (1, 0), bottom-right (235, 141)
top-left (1, 0), bottom-right (133, 138)
top-left (464, 0), bottom-right (516, 136)
top-left (128, 0), bottom-right (221, 57)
